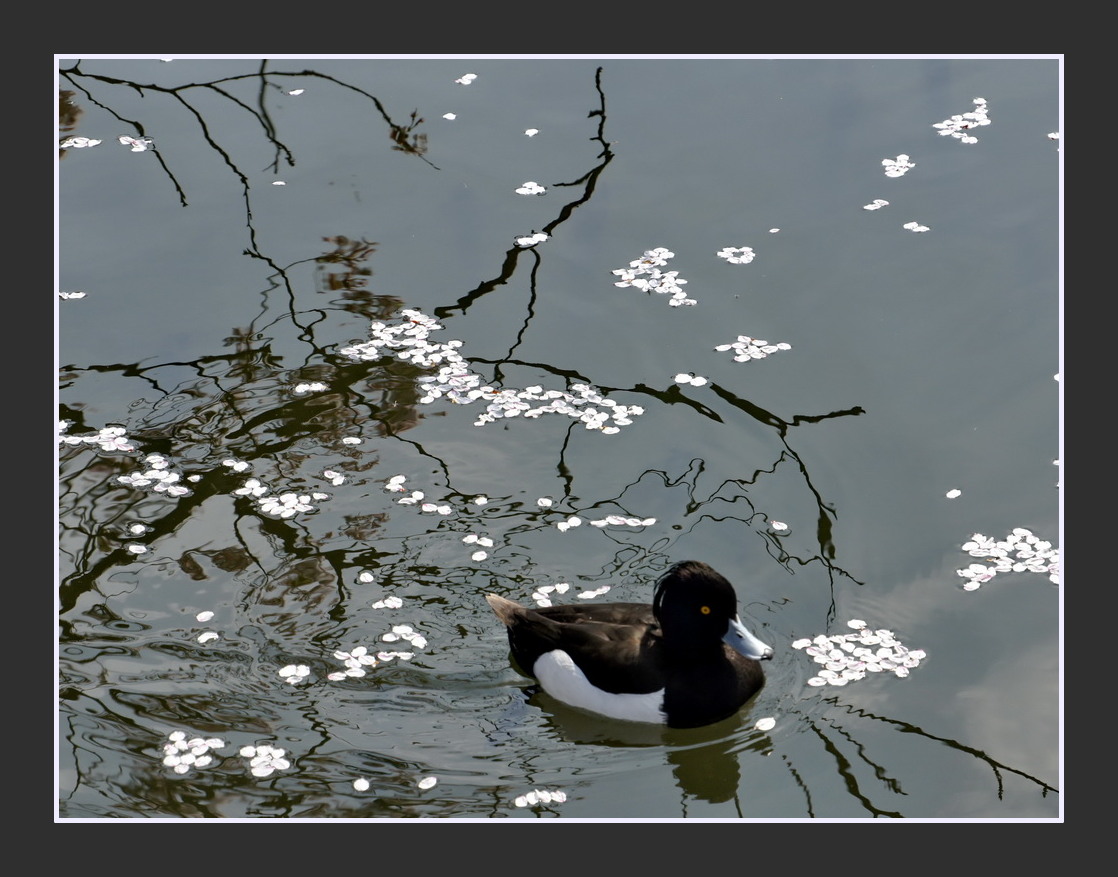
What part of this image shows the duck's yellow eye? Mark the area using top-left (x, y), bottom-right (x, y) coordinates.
top-left (700, 605), bottom-right (711, 614)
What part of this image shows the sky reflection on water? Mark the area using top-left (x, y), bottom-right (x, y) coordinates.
top-left (58, 55), bottom-right (1061, 820)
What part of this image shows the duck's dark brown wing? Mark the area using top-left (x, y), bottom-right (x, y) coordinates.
top-left (485, 595), bottom-right (664, 694)
top-left (534, 601), bottom-right (656, 627)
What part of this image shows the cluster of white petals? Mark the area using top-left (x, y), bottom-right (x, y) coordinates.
top-left (525, 582), bottom-right (615, 606)
top-left (463, 532), bottom-right (495, 561)
top-left (793, 620), bottom-right (926, 686)
top-left (233, 478), bottom-right (268, 498)
top-left (161, 733), bottom-right (293, 780)
top-left (514, 788), bottom-right (567, 807)
top-left (240, 744), bottom-right (291, 777)
top-left (371, 595), bottom-right (404, 609)
top-left (903, 221), bottom-right (930, 233)
top-left (119, 135), bottom-right (154, 152)
top-left (714, 336), bottom-right (792, 363)
top-left (60, 136), bottom-right (102, 149)
top-left (515, 181), bottom-right (546, 195)
top-left (116, 453), bottom-right (192, 497)
top-left (956, 527), bottom-right (1059, 590)
top-left (260, 492), bottom-right (320, 518)
top-left (278, 664), bottom-right (311, 685)
top-left (588, 515), bottom-right (656, 528)
top-left (531, 582), bottom-right (571, 607)
top-left (230, 474), bottom-right (329, 520)
top-left (716, 246), bottom-right (756, 264)
top-left (863, 199), bottom-right (890, 211)
top-left (341, 310), bottom-right (643, 433)
top-left (161, 731), bottom-right (227, 775)
top-left (515, 232), bottom-right (548, 247)
top-left (291, 628), bottom-right (425, 683)
top-left (932, 97), bottom-right (991, 144)
top-left (882, 154), bottom-right (915, 177)
top-left (329, 645), bottom-right (379, 679)
top-left (59, 421), bottom-right (136, 453)
top-left (382, 624), bottom-right (427, 650)
top-left (193, 609), bottom-right (217, 639)
top-left (611, 247), bottom-right (695, 307)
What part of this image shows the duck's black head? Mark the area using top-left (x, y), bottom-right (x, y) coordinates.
top-left (653, 560), bottom-right (772, 661)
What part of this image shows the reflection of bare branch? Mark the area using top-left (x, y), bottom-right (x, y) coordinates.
top-left (804, 720), bottom-right (905, 817)
top-left (58, 60), bottom-right (437, 225)
top-left (434, 68), bottom-right (611, 320)
top-left (800, 697), bottom-right (1058, 813)
top-left (492, 250), bottom-right (542, 374)
top-left (705, 381), bottom-right (866, 601)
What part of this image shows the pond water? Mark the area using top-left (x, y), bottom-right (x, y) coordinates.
top-left (57, 55), bottom-right (1062, 821)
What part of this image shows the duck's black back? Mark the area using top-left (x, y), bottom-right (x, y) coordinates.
top-left (502, 601), bottom-right (666, 695)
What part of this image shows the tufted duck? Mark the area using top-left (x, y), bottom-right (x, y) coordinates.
top-left (486, 560), bottom-right (773, 729)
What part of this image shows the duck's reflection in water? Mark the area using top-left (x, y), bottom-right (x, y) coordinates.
top-left (528, 689), bottom-right (769, 808)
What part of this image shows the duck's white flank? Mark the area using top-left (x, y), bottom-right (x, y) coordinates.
top-left (533, 650), bottom-right (667, 724)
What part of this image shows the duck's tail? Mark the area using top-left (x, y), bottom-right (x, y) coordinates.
top-left (485, 593), bottom-right (523, 625)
